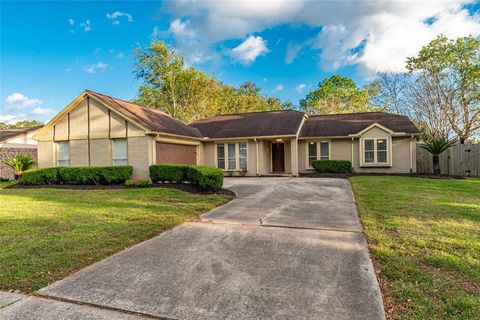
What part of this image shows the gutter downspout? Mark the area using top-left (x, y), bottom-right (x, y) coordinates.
top-left (254, 137), bottom-right (259, 176)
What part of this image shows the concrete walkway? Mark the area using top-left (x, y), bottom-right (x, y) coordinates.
top-left (1, 178), bottom-right (385, 320)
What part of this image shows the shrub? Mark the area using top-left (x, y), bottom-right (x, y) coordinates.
top-left (149, 164), bottom-right (188, 183)
top-left (312, 160), bottom-right (353, 174)
top-left (23, 167), bottom-right (63, 185)
top-left (59, 166), bottom-right (133, 185)
top-left (23, 166), bottom-right (132, 185)
top-left (150, 164), bottom-right (223, 192)
top-left (138, 180), bottom-right (150, 188)
top-left (125, 179), bottom-right (136, 187)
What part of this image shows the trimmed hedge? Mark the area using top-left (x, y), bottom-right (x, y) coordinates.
top-left (312, 160), bottom-right (353, 173)
top-left (149, 164), bottom-right (187, 183)
top-left (150, 164), bottom-right (223, 192)
top-left (23, 167), bottom-right (63, 185)
top-left (23, 166), bottom-right (133, 185)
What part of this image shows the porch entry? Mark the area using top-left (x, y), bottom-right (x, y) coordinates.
top-left (272, 143), bottom-right (285, 172)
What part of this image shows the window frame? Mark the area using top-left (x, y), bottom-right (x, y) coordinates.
top-left (56, 140), bottom-right (70, 167)
top-left (215, 142), bottom-right (248, 171)
top-left (112, 138), bottom-right (128, 166)
top-left (360, 137), bottom-right (391, 167)
top-left (306, 140), bottom-right (331, 169)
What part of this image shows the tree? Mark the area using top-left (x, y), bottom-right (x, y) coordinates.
top-left (406, 35), bottom-right (480, 143)
top-left (0, 120), bottom-right (43, 129)
top-left (300, 75), bottom-right (380, 115)
top-left (4, 154), bottom-right (36, 183)
top-left (134, 40), bottom-right (286, 122)
top-left (419, 138), bottom-right (454, 175)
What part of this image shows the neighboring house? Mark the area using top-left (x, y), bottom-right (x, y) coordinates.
top-left (34, 90), bottom-right (421, 180)
top-left (0, 125), bottom-right (43, 179)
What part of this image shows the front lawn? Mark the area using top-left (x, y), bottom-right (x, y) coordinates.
top-left (0, 182), bottom-right (229, 292)
top-left (350, 176), bottom-right (479, 319)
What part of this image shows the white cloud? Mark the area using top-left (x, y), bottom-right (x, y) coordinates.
top-left (273, 84), bottom-right (284, 93)
top-left (1, 93), bottom-right (51, 124)
top-left (68, 18), bottom-right (74, 25)
top-left (296, 83), bottom-right (307, 93)
top-left (231, 35), bottom-right (269, 65)
top-left (285, 42), bottom-right (302, 64)
top-left (80, 20), bottom-right (91, 32)
top-left (83, 62), bottom-right (108, 74)
top-left (162, 0), bottom-right (480, 73)
top-left (106, 11), bottom-right (133, 25)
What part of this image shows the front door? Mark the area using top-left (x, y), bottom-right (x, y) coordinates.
top-left (272, 143), bottom-right (285, 172)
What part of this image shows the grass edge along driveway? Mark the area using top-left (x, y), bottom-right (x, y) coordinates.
top-left (350, 176), bottom-right (479, 320)
top-left (0, 182), bottom-right (230, 293)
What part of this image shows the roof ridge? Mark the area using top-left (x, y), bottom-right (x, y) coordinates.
top-left (307, 111), bottom-right (404, 117)
top-left (191, 109), bottom-right (303, 124)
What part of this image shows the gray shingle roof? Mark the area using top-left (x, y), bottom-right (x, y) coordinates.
top-left (0, 126), bottom-right (43, 143)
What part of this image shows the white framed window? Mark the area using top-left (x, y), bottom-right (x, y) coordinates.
top-left (217, 144), bottom-right (225, 169)
top-left (308, 142), bottom-right (317, 167)
top-left (320, 142), bottom-right (330, 160)
top-left (239, 143), bottom-right (247, 170)
top-left (362, 138), bottom-right (389, 165)
top-left (307, 141), bottom-right (330, 168)
top-left (112, 138), bottom-right (128, 166)
top-left (216, 142), bottom-right (248, 170)
top-left (57, 141), bottom-right (70, 166)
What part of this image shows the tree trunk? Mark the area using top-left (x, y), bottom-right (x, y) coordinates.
top-left (459, 137), bottom-right (466, 144)
top-left (432, 154), bottom-right (440, 175)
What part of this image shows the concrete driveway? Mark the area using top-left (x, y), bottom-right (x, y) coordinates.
top-left (3, 177), bottom-right (385, 320)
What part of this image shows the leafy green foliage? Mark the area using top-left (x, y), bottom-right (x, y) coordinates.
top-left (3, 154), bottom-right (36, 174)
top-left (150, 164), bottom-right (188, 183)
top-left (23, 166), bottom-right (133, 185)
top-left (134, 40), bottom-right (288, 123)
top-left (0, 120), bottom-right (43, 129)
top-left (124, 179), bottom-right (136, 187)
top-left (150, 164), bottom-right (223, 191)
top-left (419, 138), bottom-right (454, 156)
top-left (137, 180), bottom-right (150, 188)
top-left (300, 75), bottom-right (380, 115)
top-left (312, 160), bottom-right (353, 173)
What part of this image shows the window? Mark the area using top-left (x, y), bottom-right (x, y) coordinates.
top-left (320, 142), bottom-right (330, 160)
top-left (216, 142), bottom-right (248, 170)
top-left (363, 138), bottom-right (389, 165)
top-left (308, 142), bottom-right (317, 167)
top-left (217, 144), bottom-right (225, 169)
top-left (364, 139), bottom-right (375, 163)
top-left (228, 143), bottom-right (236, 170)
top-left (239, 143), bottom-right (247, 170)
top-left (112, 138), bottom-right (128, 165)
top-left (57, 141), bottom-right (70, 166)
top-left (377, 139), bottom-right (387, 163)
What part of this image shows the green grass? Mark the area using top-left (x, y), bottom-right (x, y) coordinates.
top-left (0, 182), bottom-right (229, 292)
top-left (350, 176), bottom-right (480, 320)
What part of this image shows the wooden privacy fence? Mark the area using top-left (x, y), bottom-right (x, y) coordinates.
top-left (416, 143), bottom-right (480, 176)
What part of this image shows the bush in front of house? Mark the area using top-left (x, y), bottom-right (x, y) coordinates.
top-left (23, 166), bottom-right (133, 185)
top-left (312, 160), bottom-right (353, 174)
top-left (149, 164), bottom-right (188, 183)
top-left (150, 164), bottom-right (223, 192)
top-left (59, 166), bottom-right (133, 185)
top-left (23, 167), bottom-right (63, 185)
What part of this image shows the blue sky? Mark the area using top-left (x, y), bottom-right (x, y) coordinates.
top-left (1, 0), bottom-right (479, 124)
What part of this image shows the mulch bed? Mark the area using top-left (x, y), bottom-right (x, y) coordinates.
top-left (6, 182), bottom-right (236, 197)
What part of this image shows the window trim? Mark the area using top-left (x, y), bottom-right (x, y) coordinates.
top-left (56, 140), bottom-right (70, 167)
top-left (360, 137), bottom-right (392, 167)
top-left (306, 140), bottom-right (331, 169)
top-left (112, 138), bottom-right (128, 166)
top-left (215, 142), bottom-right (248, 171)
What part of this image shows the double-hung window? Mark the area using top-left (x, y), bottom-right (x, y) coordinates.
top-left (216, 142), bottom-right (248, 170)
top-left (363, 138), bottom-right (388, 165)
top-left (307, 141), bottom-right (330, 167)
top-left (57, 141), bottom-right (70, 166)
top-left (112, 138), bottom-right (128, 165)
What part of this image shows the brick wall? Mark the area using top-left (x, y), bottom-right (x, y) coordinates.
top-left (0, 147), bottom-right (38, 180)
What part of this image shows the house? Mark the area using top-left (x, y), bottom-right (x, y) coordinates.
top-left (34, 90), bottom-right (421, 180)
top-left (0, 125), bottom-right (43, 179)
